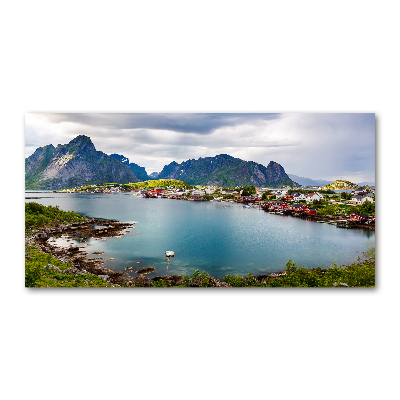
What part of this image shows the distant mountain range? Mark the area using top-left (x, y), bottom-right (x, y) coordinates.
top-left (356, 181), bottom-right (375, 187)
top-left (25, 135), bottom-right (139, 189)
top-left (148, 172), bottom-right (160, 179)
top-left (288, 174), bottom-right (375, 188)
top-left (288, 174), bottom-right (331, 187)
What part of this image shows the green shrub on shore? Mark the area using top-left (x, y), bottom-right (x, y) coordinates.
top-left (25, 202), bottom-right (86, 231)
top-left (223, 274), bottom-right (245, 287)
top-left (152, 279), bottom-right (170, 287)
top-left (154, 256), bottom-right (375, 288)
top-left (25, 248), bottom-right (45, 287)
top-left (222, 254), bottom-right (375, 287)
top-left (25, 246), bottom-right (115, 287)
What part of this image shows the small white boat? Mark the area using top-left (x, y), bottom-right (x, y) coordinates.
top-left (165, 251), bottom-right (175, 257)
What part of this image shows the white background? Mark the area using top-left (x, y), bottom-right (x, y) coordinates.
top-left (1, 1), bottom-right (398, 399)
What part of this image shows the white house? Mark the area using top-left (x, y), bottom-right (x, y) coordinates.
top-left (306, 192), bottom-right (324, 204)
top-left (192, 189), bottom-right (206, 197)
top-left (350, 194), bottom-right (374, 205)
top-left (354, 186), bottom-right (369, 194)
top-left (205, 187), bottom-right (215, 195)
top-left (292, 193), bottom-right (307, 202)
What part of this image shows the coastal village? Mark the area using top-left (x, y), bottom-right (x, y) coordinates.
top-left (62, 180), bottom-right (375, 228)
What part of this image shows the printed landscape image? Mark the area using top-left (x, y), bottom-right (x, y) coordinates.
top-left (25, 113), bottom-right (375, 287)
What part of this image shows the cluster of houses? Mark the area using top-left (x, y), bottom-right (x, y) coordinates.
top-left (63, 183), bottom-right (375, 224)
top-left (140, 186), bottom-right (375, 224)
top-left (261, 186), bottom-right (375, 224)
top-left (263, 201), bottom-right (375, 223)
top-left (142, 187), bottom-right (243, 200)
top-left (65, 185), bottom-right (124, 194)
top-left (282, 192), bottom-right (325, 203)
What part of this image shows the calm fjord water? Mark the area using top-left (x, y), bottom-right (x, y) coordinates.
top-left (26, 192), bottom-right (374, 279)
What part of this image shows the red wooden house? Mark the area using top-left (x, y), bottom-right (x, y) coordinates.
top-left (269, 202), bottom-right (289, 210)
top-left (288, 204), bottom-right (308, 212)
top-left (349, 213), bottom-right (369, 222)
top-left (242, 196), bottom-right (258, 202)
top-left (305, 208), bottom-right (317, 215)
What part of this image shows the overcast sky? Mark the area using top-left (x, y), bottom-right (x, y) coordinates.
top-left (25, 113), bottom-right (375, 183)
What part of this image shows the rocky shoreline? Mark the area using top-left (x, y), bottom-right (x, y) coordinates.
top-left (25, 218), bottom-right (237, 287)
top-left (25, 215), bottom-right (370, 288)
top-left (26, 218), bottom-right (134, 286)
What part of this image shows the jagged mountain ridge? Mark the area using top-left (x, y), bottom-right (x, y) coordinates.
top-left (26, 135), bottom-right (295, 189)
top-left (25, 135), bottom-right (139, 189)
top-left (157, 154), bottom-right (294, 187)
top-left (110, 153), bottom-right (150, 182)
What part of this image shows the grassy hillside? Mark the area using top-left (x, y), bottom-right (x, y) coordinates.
top-left (322, 180), bottom-right (358, 190)
top-left (125, 179), bottom-right (193, 189)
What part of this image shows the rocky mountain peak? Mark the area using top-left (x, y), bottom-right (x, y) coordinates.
top-left (67, 135), bottom-right (96, 153)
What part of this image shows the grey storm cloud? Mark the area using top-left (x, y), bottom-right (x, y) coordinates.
top-left (39, 113), bottom-right (282, 134)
